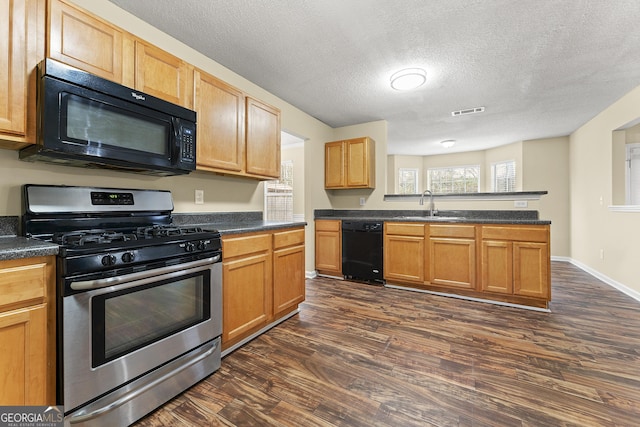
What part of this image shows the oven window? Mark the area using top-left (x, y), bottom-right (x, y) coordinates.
top-left (92, 271), bottom-right (210, 367)
top-left (63, 94), bottom-right (169, 156)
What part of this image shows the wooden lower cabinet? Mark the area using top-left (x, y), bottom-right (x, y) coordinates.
top-left (384, 222), bottom-right (425, 285)
top-left (273, 229), bottom-right (305, 318)
top-left (428, 224), bottom-right (476, 290)
top-left (314, 219), bottom-right (342, 277)
top-left (383, 222), bottom-right (551, 309)
top-left (222, 227), bottom-right (305, 350)
top-left (480, 225), bottom-right (550, 300)
top-left (0, 256), bottom-right (55, 405)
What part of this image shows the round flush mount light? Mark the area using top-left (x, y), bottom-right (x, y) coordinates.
top-left (440, 139), bottom-right (456, 148)
top-left (390, 68), bottom-right (427, 91)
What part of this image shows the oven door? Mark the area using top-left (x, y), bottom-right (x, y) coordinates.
top-left (61, 256), bottom-right (221, 413)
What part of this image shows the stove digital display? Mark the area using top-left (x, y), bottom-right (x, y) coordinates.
top-left (91, 191), bottom-right (135, 205)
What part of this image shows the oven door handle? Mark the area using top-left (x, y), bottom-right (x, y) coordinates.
top-left (69, 254), bottom-right (221, 291)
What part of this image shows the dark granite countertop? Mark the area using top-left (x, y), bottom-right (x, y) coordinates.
top-left (171, 212), bottom-right (307, 235)
top-left (314, 209), bottom-right (551, 225)
top-left (0, 236), bottom-right (59, 261)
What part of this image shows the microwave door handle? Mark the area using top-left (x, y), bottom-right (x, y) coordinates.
top-left (170, 117), bottom-right (181, 164)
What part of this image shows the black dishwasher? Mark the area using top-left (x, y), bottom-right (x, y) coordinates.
top-left (342, 220), bottom-right (384, 283)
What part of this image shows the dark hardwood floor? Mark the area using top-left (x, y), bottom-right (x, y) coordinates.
top-left (134, 261), bottom-right (640, 426)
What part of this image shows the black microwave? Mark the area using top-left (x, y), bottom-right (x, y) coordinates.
top-left (20, 59), bottom-right (197, 176)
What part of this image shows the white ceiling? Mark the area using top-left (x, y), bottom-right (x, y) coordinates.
top-left (108, 0), bottom-right (640, 155)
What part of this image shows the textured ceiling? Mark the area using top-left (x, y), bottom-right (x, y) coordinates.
top-left (108, 0), bottom-right (640, 155)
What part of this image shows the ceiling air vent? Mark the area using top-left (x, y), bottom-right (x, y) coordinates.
top-left (451, 106), bottom-right (485, 117)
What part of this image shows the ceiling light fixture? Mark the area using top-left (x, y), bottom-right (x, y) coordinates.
top-left (440, 139), bottom-right (456, 148)
top-left (390, 68), bottom-right (426, 91)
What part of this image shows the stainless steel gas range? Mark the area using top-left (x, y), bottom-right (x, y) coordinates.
top-left (22, 185), bottom-right (222, 427)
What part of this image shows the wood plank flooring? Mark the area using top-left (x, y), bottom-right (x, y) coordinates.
top-left (134, 261), bottom-right (640, 426)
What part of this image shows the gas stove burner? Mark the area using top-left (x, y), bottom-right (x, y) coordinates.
top-left (53, 229), bottom-right (138, 246)
top-left (136, 225), bottom-right (206, 239)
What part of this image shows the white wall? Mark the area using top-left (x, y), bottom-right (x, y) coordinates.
top-left (570, 84), bottom-right (640, 296)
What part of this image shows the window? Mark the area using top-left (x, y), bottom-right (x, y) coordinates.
top-left (626, 143), bottom-right (640, 204)
top-left (264, 161), bottom-right (293, 221)
top-left (398, 168), bottom-right (419, 194)
top-left (427, 165), bottom-right (480, 193)
top-left (491, 160), bottom-right (516, 192)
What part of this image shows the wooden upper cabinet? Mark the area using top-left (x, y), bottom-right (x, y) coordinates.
top-left (325, 137), bottom-right (375, 189)
top-left (245, 97), bottom-right (281, 179)
top-left (325, 141), bottom-right (345, 188)
top-left (0, 0), bottom-right (43, 149)
top-left (194, 69), bottom-right (245, 173)
top-left (48, 0), bottom-right (127, 83)
top-left (134, 40), bottom-right (193, 109)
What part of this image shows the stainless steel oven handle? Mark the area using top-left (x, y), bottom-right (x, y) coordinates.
top-left (70, 254), bottom-right (221, 291)
top-left (66, 341), bottom-right (217, 424)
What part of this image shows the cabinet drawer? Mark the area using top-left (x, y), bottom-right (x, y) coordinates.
top-left (385, 222), bottom-right (425, 236)
top-left (0, 259), bottom-right (48, 312)
top-left (273, 228), bottom-right (305, 249)
top-left (429, 224), bottom-right (476, 238)
top-left (223, 234), bottom-right (271, 258)
top-left (482, 226), bottom-right (548, 242)
top-left (315, 219), bottom-right (341, 232)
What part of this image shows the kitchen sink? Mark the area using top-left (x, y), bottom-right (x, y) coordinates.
top-left (393, 216), bottom-right (467, 221)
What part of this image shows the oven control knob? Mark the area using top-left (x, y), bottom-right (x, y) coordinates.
top-left (197, 240), bottom-right (208, 251)
top-left (121, 252), bottom-right (136, 263)
top-left (101, 255), bottom-right (117, 266)
top-left (185, 242), bottom-right (195, 252)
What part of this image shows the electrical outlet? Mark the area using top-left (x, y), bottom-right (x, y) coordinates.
top-left (359, 197), bottom-right (366, 206)
top-left (195, 189), bottom-right (204, 205)
top-left (514, 200), bottom-right (528, 208)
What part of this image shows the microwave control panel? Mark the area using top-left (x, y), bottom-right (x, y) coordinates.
top-left (180, 127), bottom-right (195, 162)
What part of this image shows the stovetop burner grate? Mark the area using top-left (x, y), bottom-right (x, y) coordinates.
top-left (53, 229), bottom-right (139, 246)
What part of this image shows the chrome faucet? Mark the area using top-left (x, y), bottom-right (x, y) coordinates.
top-left (419, 190), bottom-right (435, 216)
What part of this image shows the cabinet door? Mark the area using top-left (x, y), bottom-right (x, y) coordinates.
top-left (384, 223), bottom-right (425, 284)
top-left (245, 97), bottom-right (281, 178)
top-left (315, 220), bottom-right (342, 276)
top-left (222, 252), bottom-right (272, 346)
top-left (48, 0), bottom-right (125, 83)
top-left (480, 240), bottom-right (513, 294)
top-left (0, 304), bottom-right (47, 405)
top-left (346, 137), bottom-right (374, 188)
top-left (324, 141), bottom-right (345, 188)
top-left (273, 244), bottom-right (305, 316)
top-left (514, 242), bottom-right (549, 298)
top-left (429, 238), bottom-right (476, 289)
top-left (0, 0), bottom-right (42, 148)
top-left (134, 40), bottom-right (193, 108)
top-left (194, 69), bottom-right (245, 173)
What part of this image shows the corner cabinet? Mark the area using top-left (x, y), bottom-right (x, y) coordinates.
top-left (325, 137), bottom-right (375, 189)
top-left (0, 0), bottom-right (44, 149)
top-left (314, 219), bottom-right (342, 277)
top-left (221, 227), bottom-right (305, 351)
top-left (0, 256), bottom-right (56, 405)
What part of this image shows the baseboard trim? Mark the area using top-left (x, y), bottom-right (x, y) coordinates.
top-left (551, 256), bottom-right (640, 303)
